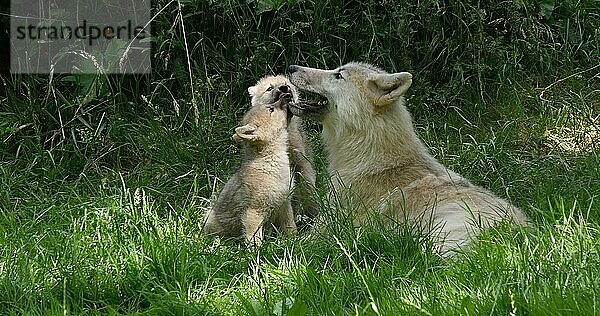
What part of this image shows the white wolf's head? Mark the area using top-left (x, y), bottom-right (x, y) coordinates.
top-left (288, 62), bottom-right (412, 127)
top-left (248, 75), bottom-right (299, 107)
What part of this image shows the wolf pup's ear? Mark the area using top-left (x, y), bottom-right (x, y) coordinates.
top-left (247, 86), bottom-right (257, 97)
top-left (232, 124), bottom-right (259, 142)
top-left (367, 72), bottom-right (412, 108)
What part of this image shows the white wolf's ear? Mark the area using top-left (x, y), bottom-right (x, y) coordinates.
top-left (247, 86), bottom-right (257, 97)
top-left (367, 72), bottom-right (412, 107)
top-left (232, 124), bottom-right (259, 142)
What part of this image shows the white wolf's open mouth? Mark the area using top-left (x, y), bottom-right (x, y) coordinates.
top-left (289, 91), bottom-right (329, 120)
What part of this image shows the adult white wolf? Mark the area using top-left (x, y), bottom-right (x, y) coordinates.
top-left (289, 62), bottom-right (528, 253)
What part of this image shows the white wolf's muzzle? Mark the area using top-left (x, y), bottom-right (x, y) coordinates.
top-left (288, 65), bottom-right (331, 121)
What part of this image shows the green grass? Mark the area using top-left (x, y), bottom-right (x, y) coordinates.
top-left (1, 186), bottom-right (599, 314)
top-left (1, 0), bottom-right (600, 314)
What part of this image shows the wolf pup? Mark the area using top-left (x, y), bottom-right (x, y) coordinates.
top-left (288, 62), bottom-right (528, 253)
top-left (203, 93), bottom-right (297, 246)
top-left (248, 75), bottom-right (319, 220)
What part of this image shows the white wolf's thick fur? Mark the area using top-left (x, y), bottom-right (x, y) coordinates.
top-left (289, 62), bottom-right (528, 253)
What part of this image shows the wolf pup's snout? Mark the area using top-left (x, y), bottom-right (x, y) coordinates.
top-left (272, 93), bottom-right (292, 110)
top-left (279, 85), bottom-right (290, 93)
top-left (280, 92), bottom-right (292, 101)
top-left (289, 65), bottom-right (299, 73)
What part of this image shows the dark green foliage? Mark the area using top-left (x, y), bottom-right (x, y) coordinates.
top-left (2, 0), bottom-right (597, 199)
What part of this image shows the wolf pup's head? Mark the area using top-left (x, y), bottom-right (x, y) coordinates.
top-left (232, 92), bottom-right (292, 145)
top-left (248, 75), bottom-right (299, 107)
top-left (288, 62), bottom-right (412, 125)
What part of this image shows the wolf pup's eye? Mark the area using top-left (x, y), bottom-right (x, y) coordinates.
top-left (266, 86), bottom-right (274, 92)
top-left (268, 107), bottom-right (275, 113)
top-left (334, 72), bottom-right (343, 80)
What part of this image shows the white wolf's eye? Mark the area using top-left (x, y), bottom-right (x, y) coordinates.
top-left (268, 106), bottom-right (275, 113)
top-left (266, 86), bottom-right (274, 92)
top-left (334, 72), bottom-right (343, 80)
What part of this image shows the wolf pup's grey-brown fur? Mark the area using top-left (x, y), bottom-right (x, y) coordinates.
top-left (203, 93), bottom-right (297, 246)
top-left (248, 75), bottom-right (319, 220)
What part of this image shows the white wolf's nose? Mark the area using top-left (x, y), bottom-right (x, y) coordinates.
top-left (289, 65), bottom-right (299, 73)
